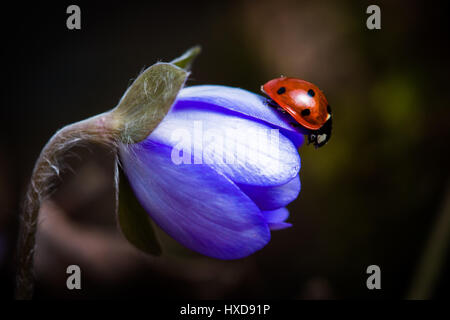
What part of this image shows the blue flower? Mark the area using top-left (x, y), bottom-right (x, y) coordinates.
top-left (119, 85), bottom-right (304, 259)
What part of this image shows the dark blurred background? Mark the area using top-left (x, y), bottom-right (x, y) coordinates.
top-left (1, 0), bottom-right (449, 299)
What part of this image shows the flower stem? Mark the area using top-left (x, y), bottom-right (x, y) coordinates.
top-left (15, 112), bottom-right (119, 299)
top-left (14, 57), bottom-right (191, 299)
top-left (407, 182), bottom-right (450, 299)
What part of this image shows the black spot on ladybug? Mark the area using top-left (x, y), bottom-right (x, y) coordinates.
top-left (301, 109), bottom-right (311, 116)
top-left (277, 87), bottom-right (286, 94)
top-left (327, 105), bottom-right (332, 114)
top-left (307, 89), bottom-right (315, 97)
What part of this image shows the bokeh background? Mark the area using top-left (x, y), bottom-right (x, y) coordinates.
top-left (1, 0), bottom-right (449, 299)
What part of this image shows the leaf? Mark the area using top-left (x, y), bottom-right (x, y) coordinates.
top-left (170, 45), bottom-right (201, 70)
top-left (111, 63), bottom-right (188, 144)
top-left (115, 159), bottom-right (162, 255)
top-left (112, 47), bottom-right (201, 255)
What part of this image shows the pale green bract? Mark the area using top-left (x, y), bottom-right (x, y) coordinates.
top-left (111, 46), bottom-right (201, 144)
top-left (115, 46), bottom-right (201, 255)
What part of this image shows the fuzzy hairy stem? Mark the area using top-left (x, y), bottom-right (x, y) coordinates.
top-left (14, 57), bottom-right (192, 300)
top-left (15, 112), bottom-right (119, 300)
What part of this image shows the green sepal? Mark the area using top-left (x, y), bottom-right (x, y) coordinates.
top-left (114, 47), bottom-right (201, 255)
top-left (111, 63), bottom-right (188, 144)
top-left (117, 166), bottom-right (162, 256)
top-left (171, 45), bottom-right (201, 70)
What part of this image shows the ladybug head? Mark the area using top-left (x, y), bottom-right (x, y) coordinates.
top-left (307, 116), bottom-right (332, 148)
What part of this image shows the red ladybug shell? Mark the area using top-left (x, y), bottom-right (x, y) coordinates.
top-left (262, 77), bottom-right (330, 130)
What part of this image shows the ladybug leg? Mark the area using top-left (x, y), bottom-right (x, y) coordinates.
top-left (265, 98), bottom-right (288, 115)
top-left (266, 98), bottom-right (279, 109)
top-left (267, 99), bottom-right (278, 108)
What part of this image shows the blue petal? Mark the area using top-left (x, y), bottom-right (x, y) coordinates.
top-left (148, 103), bottom-right (301, 186)
top-left (262, 208), bottom-right (292, 230)
top-left (268, 222), bottom-right (292, 231)
top-left (178, 85), bottom-right (305, 147)
top-left (119, 141), bottom-right (270, 260)
top-left (262, 207), bottom-right (290, 224)
top-left (238, 175), bottom-right (300, 211)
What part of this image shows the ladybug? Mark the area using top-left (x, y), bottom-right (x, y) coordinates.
top-left (261, 77), bottom-right (332, 148)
